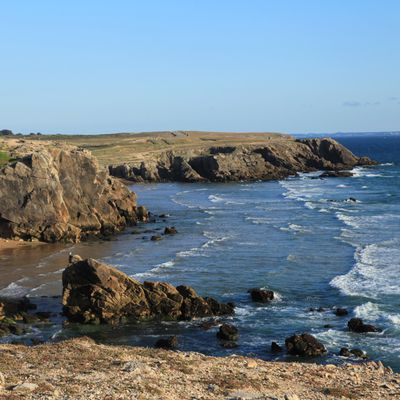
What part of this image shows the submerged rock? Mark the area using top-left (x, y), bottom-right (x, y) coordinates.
top-left (320, 170), bottom-right (353, 178)
top-left (334, 308), bottom-right (349, 317)
top-left (155, 336), bottom-right (178, 350)
top-left (164, 226), bottom-right (177, 235)
top-left (348, 318), bottom-right (382, 333)
top-left (62, 257), bottom-right (234, 324)
top-left (248, 288), bottom-right (274, 303)
top-left (285, 333), bottom-right (326, 357)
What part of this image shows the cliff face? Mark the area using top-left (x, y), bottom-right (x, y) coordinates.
top-left (109, 138), bottom-right (376, 183)
top-left (0, 141), bottom-right (139, 242)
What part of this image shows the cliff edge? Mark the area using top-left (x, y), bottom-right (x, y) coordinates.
top-left (108, 136), bottom-right (376, 182)
top-left (0, 139), bottom-right (140, 242)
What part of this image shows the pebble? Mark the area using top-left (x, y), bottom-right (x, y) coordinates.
top-left (246, 359), bottom-right (258, 369)
top-left (12, 382), bottom-right (38, 392)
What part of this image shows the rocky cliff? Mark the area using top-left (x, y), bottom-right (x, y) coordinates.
top-left (0, 140), bottom-right (141, 242)
top-left (109, 138), bottom-right (376, 182)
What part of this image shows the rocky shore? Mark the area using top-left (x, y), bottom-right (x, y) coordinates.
top-left (0, 139), bottom-right (143, 243)
top-left (0, 337), bottom-right (398, 399)
top-left (108, 137), bottom-right (376, 183)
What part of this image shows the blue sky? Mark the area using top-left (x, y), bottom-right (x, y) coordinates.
top-left (1, 1), bottom-right (399, 134)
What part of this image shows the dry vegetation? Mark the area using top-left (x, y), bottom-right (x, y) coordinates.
top-left (21, 131), bottom-right (291, 166)
top-left (0, 337), bottom-right (399, 399)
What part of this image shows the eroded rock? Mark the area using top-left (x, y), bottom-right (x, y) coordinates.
top-left (0, 142), bottom-right (139, 242)
top-left (62, 257), bottom-right (234, 324)
top-left (108, 138), bottom-right (376, 183)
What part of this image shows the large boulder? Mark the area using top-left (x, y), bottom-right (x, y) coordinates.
top-left (62, 257), bottom-right (234, 324)
top-left (285, 333), bottom-right (326, 357)
top-left (0, 141), bottom-right (140, 242)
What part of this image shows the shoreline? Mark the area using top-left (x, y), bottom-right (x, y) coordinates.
top-left (0, 238), bottom-right (46, 253)
top-left (0, 337), bottom-right (398, 399)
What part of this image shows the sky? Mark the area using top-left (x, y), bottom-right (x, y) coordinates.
top-left (1, 1), bottom-right (399, 134)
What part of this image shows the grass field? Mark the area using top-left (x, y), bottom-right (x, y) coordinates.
top-left (24, 130), bottom-right (291, 166)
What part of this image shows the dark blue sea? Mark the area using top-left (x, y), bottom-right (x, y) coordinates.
top-left (1, 134), bottom-right (399, 369)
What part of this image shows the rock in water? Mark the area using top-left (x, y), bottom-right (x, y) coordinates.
top-left (217, 324), bottom-right (239, 341)
top-left (271, 341), bottom-right (283, 352)
top-left (319, 170), bottom-right (353, 178)
top-left (164, 226), bottom-right (177, 235)
top-left (62, 257), bottom-right (234, 324)
top-left (285, 333), bottom-right (326, 357)
top-left (347, 318), bottom-right (382, 333)
top-left (0, 141), bottom-right (140, 242)
top-left (155, 336), bottom-right (178, 350)
top-left (248, 288), bottom-right (274, 303)
top-left (334, 308), bottom-right (349, 316)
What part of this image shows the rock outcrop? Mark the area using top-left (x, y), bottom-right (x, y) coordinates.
top-left (108, 138), bottom-right (376, 183)
top-left (0, 141), bottom-right (141, 242)
top-left (62, 257), bottom-right (234, 324)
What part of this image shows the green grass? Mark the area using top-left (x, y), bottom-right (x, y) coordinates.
top-left (0, 150), bottom-right (11, 166)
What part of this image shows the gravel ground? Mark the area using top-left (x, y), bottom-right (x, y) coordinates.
top-left (0, 337), bottom-right (399, 399)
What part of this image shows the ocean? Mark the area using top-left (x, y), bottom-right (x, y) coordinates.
top-left (1, 134), bottom-right (399, 369)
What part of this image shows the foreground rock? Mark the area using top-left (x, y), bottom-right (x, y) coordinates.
top-left (348, 318), bottom-right (382, 333)
top-left (0, 140), bottom-right (140, 242)
top-left (109, 137), bottom-right (376, 183)
top-left (285, 333), bottom-right (326, 357)
top-left (62, 257), bottom-right (234, 324)
top-left (0, 337), bottom-right (397, 399)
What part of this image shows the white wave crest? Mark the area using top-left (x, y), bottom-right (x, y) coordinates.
top-left (330, 240), bottom-right (400, 298)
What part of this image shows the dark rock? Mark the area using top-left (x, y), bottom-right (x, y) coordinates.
top-left (62, 257), bottom-right (234, 324)
top-left (35, 311), bottom-right (52, 320)
top-left (199, 320), bottom-right (219, 330)
top-left (285, 333), bottom-right (326, 357)
top-left (164, 226), bottom-right (177, 235)
top-left (159, 214), bottom-right (168, 218)
top-left (248, 288), bottom-right (274, 303)
top-left (335, 308), bottom-right (349, 317)
top-left (150, 235), bottom-right (163, 241)
top-left (347, 318), bottom-right (382, 333)
top-left (155, 336), bottom-right (178, 350)
top-left (271, 341), bottom-right (283, 352)
top-left (350, 349), bottom-right (368, 359)
top-left (320, 170), bottom-right (353, 178)
top-left (339, 347), bottom-right (351, 357)
top-left (22, 313), bottom-right (40, 324)
top-left (347, 197), bottom-right (357, 202)
top-left (309, 307), bottom-right (325, 312)
top-left (217, 324), bottom-right (239, 341)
